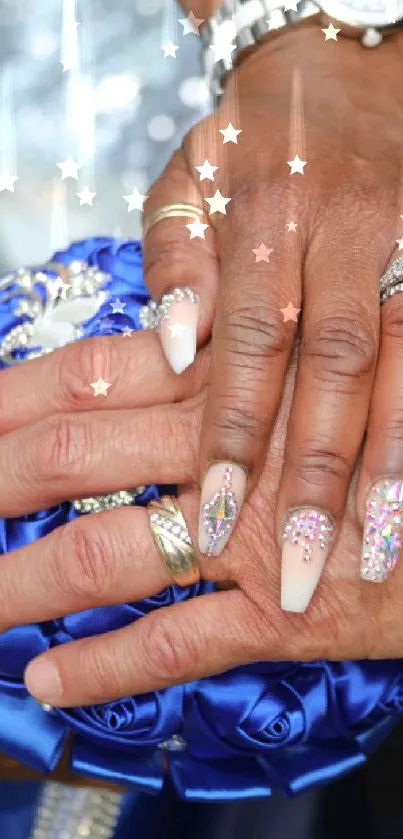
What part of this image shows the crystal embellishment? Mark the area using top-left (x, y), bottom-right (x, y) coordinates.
top-left (361, 478), bottom-right (403, 582)
top-left (0, 260), bottom-right (111, 364)
top-left (202, 465), bottom-right (237, 556)
top-left (281, 508), bottom-right (334, 563)
top-left (139, 286), bottom-right (198, 331)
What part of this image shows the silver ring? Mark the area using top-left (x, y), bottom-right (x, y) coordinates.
top-left (380, 255), bottom-right (403, 305)
top-left (139, 286), bottom-right (199, 331)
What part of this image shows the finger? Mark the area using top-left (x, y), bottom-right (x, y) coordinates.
top-left (0, 506), bottom-right (174, 629)
top-left (356, 245), bottom-right (403, 582)
top-left (197, 194), bottom-right (302, 558)
top-left (143, 142), bottom-right (219, 375)
top-left (276, 229), bottom-right (382, 613)
top-left (23, 588), bottom-right (261, 706)
top-left (0, 400), bottom-right (201, 516)
top-left (0, 331), bottom-right (209, 436)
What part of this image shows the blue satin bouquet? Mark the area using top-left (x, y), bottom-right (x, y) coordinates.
top-left (0, 237), bottom-right (402, 801)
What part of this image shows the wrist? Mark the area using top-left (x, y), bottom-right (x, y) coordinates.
top-left (179, 0), bottom-right (222, 16)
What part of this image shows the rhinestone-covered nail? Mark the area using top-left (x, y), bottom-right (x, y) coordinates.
top-left (198, 462), bottom-right (247, 557)
top-left (361, 478), bottom-right (403, 582)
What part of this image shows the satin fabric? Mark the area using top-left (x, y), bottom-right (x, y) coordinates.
top-left (0, 237), bottom-right (402, 800)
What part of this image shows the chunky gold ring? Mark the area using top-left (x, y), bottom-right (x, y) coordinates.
top-left (148, 496), bottom-right (200, 587)
top-left (142, 202), bottom-right (207, 240)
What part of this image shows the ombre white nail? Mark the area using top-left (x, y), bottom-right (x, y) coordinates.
top-left (281, 507), bottom-right (334, 613)
top-left (198, 463), bottom-right (247, 557)
top-left (158, 287), bottom-right (199, 375)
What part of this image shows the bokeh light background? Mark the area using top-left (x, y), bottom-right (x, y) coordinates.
top-left (0, 0), bottom-right (211, 272)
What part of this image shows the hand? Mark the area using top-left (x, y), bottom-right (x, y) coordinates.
top-left (0, 333), bottom-right (395, 707)
top-left (143, 25), bottom-right (403, 610)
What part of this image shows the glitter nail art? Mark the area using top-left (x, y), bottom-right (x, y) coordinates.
top-left (281, 507), bottom-right (334, 563)
top-left (361, 478), bottom-right (403, 582)
top-left (202, 465), bottom-right (238, 557)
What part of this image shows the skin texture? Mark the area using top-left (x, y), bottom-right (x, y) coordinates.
top-left (0, 332), bottom-right (390, 707)
top-left (143, 26), bottom-right (403, 568)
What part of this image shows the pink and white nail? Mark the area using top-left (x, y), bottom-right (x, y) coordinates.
top-left (158, 287), bottom-right (199, 375)
top-left (281, 507), bottom-right (334, 613)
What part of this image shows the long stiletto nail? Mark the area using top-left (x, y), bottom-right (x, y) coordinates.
top-left (198, 463), bottom-right (247, 556)
top-left (281, 507), bottom-right (334, 613)
top-left (158, 287), bottom-right (199, 375)
top-left (361, 477), bottom-right (403, 582)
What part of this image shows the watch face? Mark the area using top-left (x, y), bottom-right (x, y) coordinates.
top-left (319, 0), bottom-right (403, 26)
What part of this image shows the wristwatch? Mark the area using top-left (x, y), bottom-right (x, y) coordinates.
top-left (200, 0), bottom-right (403, 98)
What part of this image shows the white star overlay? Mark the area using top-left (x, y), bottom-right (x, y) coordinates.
top-left (288, 155), bottom-right (307, 174)
top-left (57, 157), bottom-right (81, 180)
top-left (205, 190), bottom-right (231, 215)
top-left (220, 122), bottom-right (242, 144)
top-left (91, 377), bottom-right (111, 397)
top-left (77, 187), bottom-right (96, 206)
top-left (0, 174), bottom-right (18, 192)
top-left (110, 298), bottom-right (126, 314)
top-left (123, 188), bottom-right (148, 212)
top-left (195, 160), bottom-right (218, 181)
top-left (322, 23), bottom-right (341, 40)
top-left (209, 41), bottom-right (236, 64)
top-left (168, 322), bottom-right (188, 338)
top-left (49, 278), bottom-right (71, 301)
top-left (178, 12), bottom-right (204, 35)
top-left (186, 218), bottom-right (209, 239)
top-left (162, 41), bottom-right (179, 58)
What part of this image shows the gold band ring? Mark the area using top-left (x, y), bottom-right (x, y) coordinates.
top-left (142, 202), bottom-right (207, 240)
top-left (148, 496), bottom-right (200, 587)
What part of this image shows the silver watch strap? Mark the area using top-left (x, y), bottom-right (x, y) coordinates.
top-left (200, 0), bottom-right (319, 99)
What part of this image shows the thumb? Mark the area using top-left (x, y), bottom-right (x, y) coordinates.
top-left (142, 146), bottom-right (218, 375)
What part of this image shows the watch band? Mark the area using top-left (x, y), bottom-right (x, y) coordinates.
top-left (200, 0), bottom-right (320, 99)
top-left (200, 0), bottom-right (403, 101)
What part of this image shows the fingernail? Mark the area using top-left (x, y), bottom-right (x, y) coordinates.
top-left (24, 658), bottom-right (62, 703)
top-left (361, 477), bottom-right (403, 582)
top-left (198, 462), bottom-right (247, 556)
top-left (159, 287), bottom-right (199, 375)
top-left (281, 507), bottom-right (334, 613)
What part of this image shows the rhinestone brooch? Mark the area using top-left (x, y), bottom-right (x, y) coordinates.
top-left (0, 260), bottom-right (111, 365)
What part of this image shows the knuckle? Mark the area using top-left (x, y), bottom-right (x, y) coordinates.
top-left (379, 406), bottom-right (403, 443)
top-left (219, 303), bottom-right (290, 361)
top-left (144, 237), bottom-right (216, 291)
top-left (139, 612), bottom-right (200, 683)
top-left (78, 636), bottom-right (119, 695)
top-left (303, 315), bottom-right (377, 382)
top-left (57, 337), bottom-right (119, 409)
top-left (164, 401), bottom-right (200, 480)
top-left (32, 414), bottom-right (92, 484)
top-left (209, 402), bottom-right (268, 447)
top-left (289, 443), bottom-right (351, 488)
top-left (55, 519), bottom-right (114, 601)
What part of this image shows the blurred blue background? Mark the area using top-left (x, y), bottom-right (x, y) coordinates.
top-left (0, 0), bottom-right (209, 272)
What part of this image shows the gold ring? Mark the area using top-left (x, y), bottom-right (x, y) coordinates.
top-left (142, 202), bottom-right (207, 240)
top-left (148, 496), bottom-right (200, 587)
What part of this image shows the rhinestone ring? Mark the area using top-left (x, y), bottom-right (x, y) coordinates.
top-left (142, 201), bottom-right (207, 240)
top-left (380, 255), bottom-right (403, 305)
top-left (147, 496), bottom-right (200, 587)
